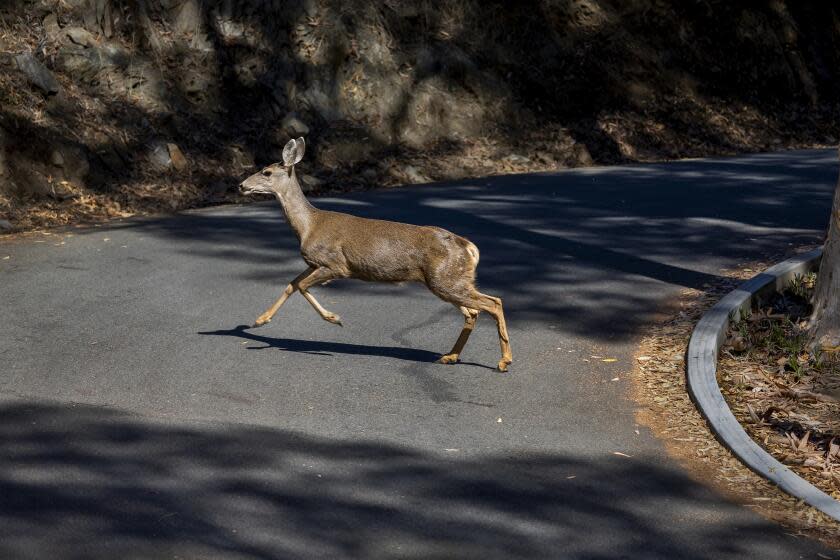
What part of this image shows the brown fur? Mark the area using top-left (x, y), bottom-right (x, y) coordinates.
top-left (240, 137), bottom-right (511, 371)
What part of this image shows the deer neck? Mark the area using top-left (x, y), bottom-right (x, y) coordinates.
top-left (273, 168), bottom-right (315, 241)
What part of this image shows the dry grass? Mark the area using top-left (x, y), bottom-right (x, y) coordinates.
top-left (632, 249), bottom-right (840, 549)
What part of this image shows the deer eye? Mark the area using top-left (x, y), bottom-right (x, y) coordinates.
top-left (262, 169), bottom-right (272, 177)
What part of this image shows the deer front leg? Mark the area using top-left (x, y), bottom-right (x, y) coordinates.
top-left (440, 306), bottom-right (479, 364)
top-left (299, 290), bottom-right (343, 326)
top-left (252, 268), bottom-right (314, 327)
top-left (297, 267), bottom-right (343, 326)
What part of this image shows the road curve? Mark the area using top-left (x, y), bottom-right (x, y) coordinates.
top-left (0, 149), bottom-right (836, 559)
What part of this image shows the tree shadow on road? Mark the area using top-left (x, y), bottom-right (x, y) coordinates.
top-left (112, 149), bottom-right (836, 340)
top-left (0, 400), bottom-right (827, 560)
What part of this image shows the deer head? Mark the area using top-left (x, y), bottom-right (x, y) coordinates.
top-left (239, 137), bottom-right (306, 195)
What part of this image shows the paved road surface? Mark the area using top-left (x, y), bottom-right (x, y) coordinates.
top-left (1, 149), bottom-right (837, 559)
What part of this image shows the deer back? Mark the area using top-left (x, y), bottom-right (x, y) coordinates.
top-left (301, 210), bottom-right (475, 284)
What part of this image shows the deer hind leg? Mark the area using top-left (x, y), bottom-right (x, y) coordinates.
top-left (483, 294), bottom-right (512, 372)
top-left (297, 267), bottom-right (343, 326)
top-left (439, 306), bottom-right (480, 364)
top-left (455, 291), bottom-right (512, 372)
top-left (253, 267), bottom-right (314, 327)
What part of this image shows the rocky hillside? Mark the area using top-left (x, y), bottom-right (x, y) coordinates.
top-left (2, 0), bottom-right (840, 232)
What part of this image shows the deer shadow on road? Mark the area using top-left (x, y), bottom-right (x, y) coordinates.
top-left (198, 324), bottom-right (490, 367)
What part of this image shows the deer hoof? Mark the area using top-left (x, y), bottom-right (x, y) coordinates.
top-left (497, 359), bottom-right (512, 372)
top-left (439, 354), bottom-right (459, 365)
top-left (325, 314), bottom-right (342, 326)
top-left (253, 316), bottom-right (271, 328)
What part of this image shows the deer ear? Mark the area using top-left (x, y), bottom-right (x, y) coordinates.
top-left (294, 137), bottom-right (305, 162)
top-left (282, 137), bottom-right (306, 166)
top-left (282, 139), bottom-right (297, 166)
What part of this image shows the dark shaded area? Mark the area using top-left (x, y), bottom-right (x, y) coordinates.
top-left (0, 400), bottom-right (828, 559)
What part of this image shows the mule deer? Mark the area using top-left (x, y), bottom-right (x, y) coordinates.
top-left (239, 137), bottom-right (512, 371)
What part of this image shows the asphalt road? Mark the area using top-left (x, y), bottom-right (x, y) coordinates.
top-left (1, 149), bottom-right (837, 559)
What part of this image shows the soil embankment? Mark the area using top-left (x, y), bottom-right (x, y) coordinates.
top-left (2, 0), bottom-right (840, 231)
